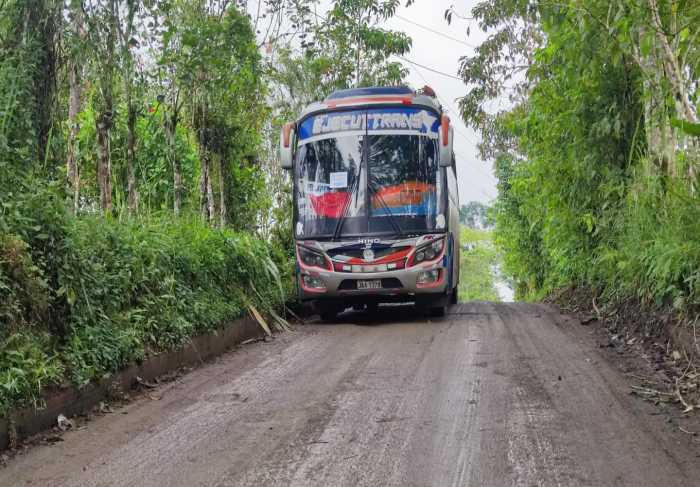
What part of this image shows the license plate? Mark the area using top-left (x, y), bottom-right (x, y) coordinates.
top-left (357, 279), bottom-right (382, 290)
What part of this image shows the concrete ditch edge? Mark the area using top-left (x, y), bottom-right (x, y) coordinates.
top-left (0, 315), bottom-right (263, 450)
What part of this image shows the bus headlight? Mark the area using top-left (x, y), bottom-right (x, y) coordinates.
top-left (297, 245), bottom-right (331, 270)
top-left (302, 274), bottom-right (327, 291)
top-left (410, 238), bottom-right (445, 266)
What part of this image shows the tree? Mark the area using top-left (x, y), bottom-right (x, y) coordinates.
top-left (309, 0), bottom-right (412, 90)
top-left (116, 0), bottom-right (145, 213)
top-left (83, 0), bottom-right (120, 213)
top-left (26, 0), bottom-right (61, 164)
top-left (159, 1), bottom-right (265, 225)
top-left (460, 201), bottom-right (491, 229)
top-left (0, 0), bottom-right (61, 168)
top-left (66, 0), bottom-right (86, 213)
top-left (451, 0), bottom-right (700, 300)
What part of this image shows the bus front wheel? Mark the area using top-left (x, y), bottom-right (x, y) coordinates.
top-left (316, 301), bottom-right (342, 323)
top-left (417, 294), bottom-right (448, 318)
top-left (429, 305), bottom-right (446, 317)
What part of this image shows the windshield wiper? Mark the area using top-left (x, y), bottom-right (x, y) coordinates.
top-left (332, 164), bottom-right (362, 241)
top-left (369, 183), bottom-right (404, 237)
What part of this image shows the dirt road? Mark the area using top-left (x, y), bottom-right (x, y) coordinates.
top-left (2, 302), bottom-right (700, 486)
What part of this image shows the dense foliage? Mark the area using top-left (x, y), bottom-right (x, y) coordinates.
top-left (454, 1), bottom-right (700, 310)
top-left (0, 0), bottom-right (416, 416)
top-left (0, 179), bottom-right (287, 415)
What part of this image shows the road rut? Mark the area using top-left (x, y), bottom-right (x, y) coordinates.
top-left (2, 302), bottom-right (699, 486)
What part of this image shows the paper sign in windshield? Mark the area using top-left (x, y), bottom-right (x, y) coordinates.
top-left (329, 171), bottom-right (348, 189)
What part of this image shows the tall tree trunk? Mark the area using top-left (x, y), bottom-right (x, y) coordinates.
top-left (96, 114), bottom-right (113, 212)
top-left (121, 0), bottom-right (139, 213)
top-left (166, 110), bottom-right (182, 216)
top-left (196, 98), bottom-right (215, 222)
top-left (67, 63), bottom-right (81, 213)
top-left (94, 0), bottom-right (117, 214)
top-left (647, 0), bottom-right (699, 185)
top-left (126, 102), bottom-right (138, 212)
top-left (635, 23), bottom-right (675, 177)
top-left (207, 160), bottom-right (215, 222)
top-left (199, 149), bottom-right (210, 221)
top-left (649, 0), bottom-right (698, 125)
top-left (66, 3), bottom-right (84, 214)
top-left (165, 87), bottom-right (182, 216)
top-left (218, 156), bottom-right (227, 228)
top-left (23, 0), bottom-right (58, 163)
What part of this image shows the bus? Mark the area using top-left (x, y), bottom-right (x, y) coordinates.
top-left (279, 86), bottom-right (460, 321)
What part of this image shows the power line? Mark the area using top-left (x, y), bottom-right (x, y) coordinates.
top-left (307, 8), bottom-right (466, 84)
top-left (407, 60), bottom-right (479, 149)
top-left (394, 15), bottom-right (477, 49)
top-left (395, 56), bottom-right (464, 81)
top-left (307, 6), bottom-right (487, 162)
top-left (455, 150), bottom-right (495, 179)
top-left (393, 44), bottom-right (496, 200)
top-left (453, 126), bottom-right (479, 146)
top-left (414, 66), bottom-right (466, 128)
top-left (403, 59), bottom-right (495, 197)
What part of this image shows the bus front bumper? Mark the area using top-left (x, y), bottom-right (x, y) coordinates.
top-left (298, 261), bottom-right (449, 302)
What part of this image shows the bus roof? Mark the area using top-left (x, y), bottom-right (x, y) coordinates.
top-left (325, 86), bottom-right (414, 100)
top-left (297, 86), bottom-right (443, 122)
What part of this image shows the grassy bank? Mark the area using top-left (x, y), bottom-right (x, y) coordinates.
top-left (0, 188), bottom-right (291, 417)
top-left (458, 227), bottom-right (501, 302)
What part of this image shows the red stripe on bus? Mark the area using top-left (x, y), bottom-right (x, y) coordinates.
top-left (325, 97), bottom-right (413, 108)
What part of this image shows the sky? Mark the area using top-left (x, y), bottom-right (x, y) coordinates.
top-left (252, 0), bottom-right (499, 204)
top-left (383, 0), bottom-right (498, 204)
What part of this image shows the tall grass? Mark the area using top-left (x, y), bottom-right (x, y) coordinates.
top-left (1, 203), bottom-right (290, 416)
top-left (593, 175), bottom-right (700, 311)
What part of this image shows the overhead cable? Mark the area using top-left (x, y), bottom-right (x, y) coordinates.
top-left (394, 15), bottom-right (478, 49)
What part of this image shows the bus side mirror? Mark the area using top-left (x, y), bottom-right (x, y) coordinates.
top-left (439, 115), bottom-right (453, 167)
top-left (280, 122), bottom-right (295, 170)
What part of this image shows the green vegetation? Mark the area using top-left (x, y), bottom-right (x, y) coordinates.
top-left (459, 202), bottom-right (492, 229)
top-left (0, 1), bottom-right (418, 416)
top-left (458, 227), bottom-right (500, 302)
top-left (0, 190), bottom-right (287, 414)
top-left (453, 2), bottom-right (700, 313)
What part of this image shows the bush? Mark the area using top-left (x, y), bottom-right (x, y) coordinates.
top-left (0, 234), bottom-right (49, 328)
top-left (595, 176), bottom-right (700, 310)
top-left (0, 332), bottom-right (63, 416)
top-left (1, 205), bottom-right (290, 413)
top-left (58, 216), bottom-right (287, 386)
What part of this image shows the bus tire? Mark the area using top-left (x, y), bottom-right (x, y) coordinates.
top-left (320, 311), bottom-right (338, 323)
top-left (429, 305), bottom-right (446, 317)
top-left (316, 301), bottom-right (341, 323)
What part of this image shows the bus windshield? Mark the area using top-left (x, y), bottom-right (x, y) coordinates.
top-left (295, 107), bottom-right (444, 239)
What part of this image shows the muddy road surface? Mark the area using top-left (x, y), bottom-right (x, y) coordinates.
top-left (3, 302), bottom-right (700, 486)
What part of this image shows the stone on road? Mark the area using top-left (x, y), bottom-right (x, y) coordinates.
top-left (2, 302), bottom-right (698, 486)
